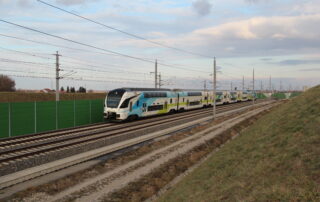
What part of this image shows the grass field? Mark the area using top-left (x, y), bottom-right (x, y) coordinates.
top-left (0, 92), bottom-right (106, 102)
top-left (158, 85), bottom-right (320, 201)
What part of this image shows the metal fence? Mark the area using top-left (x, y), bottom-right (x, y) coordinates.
top-left (0, 99), bottom-right (104, 139)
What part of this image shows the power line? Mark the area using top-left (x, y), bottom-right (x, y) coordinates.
top-left (3, 73), bottom-right (154, 85)
top-left (0, 32), bottom-right (210, 74)
top-left (0, 45), bottom-right (149, 75)
top-left (0, 46), bottom-right (53, 60)
top-left (0, 67), bottom-right (53, 75)
top-left (61, 56), bottom-right (148, 75)
top-left (37, 0), bottom-right (214, 59)
top-left (0, 58), bottom-right (54, 67)
top-left (0, 19), bottom-right (155, 62)
top-left (0, 33), bottom-right (117, 56)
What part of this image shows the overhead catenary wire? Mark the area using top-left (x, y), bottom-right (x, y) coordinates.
top-left (0, 46), bottom-right (53, 60)
top-left (3, 73), bottom-right (154, 85)
top-left (37, 0), bottom-right (214, 59)
top-left (0, 32), bottom-right (211, 74)
top-left (0, 33), bottom-right (117, 56)
top-left (0, 57), bottom-right (54, 66)
top-left (0, 45), bottom-right (151, 75)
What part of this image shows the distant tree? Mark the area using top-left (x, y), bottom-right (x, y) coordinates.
top-left (78, 86), bottom-right (86, 93)
top-left (67, 86), bottom-right (70, 93)
top-left (60, 86), bottom-right (65, 92)
top-left (70, 87), bottom-right (75, 93)
top-left (0, 75), bottom-right (16, 92)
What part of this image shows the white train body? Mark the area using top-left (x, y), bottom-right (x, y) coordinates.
top-left (104, 88), bottom-right (254, 121)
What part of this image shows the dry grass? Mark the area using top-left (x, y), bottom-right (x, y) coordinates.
top-left (158, 85), bottom-right (320, 202)
top-left (0, 92), bottom-right (106, 102)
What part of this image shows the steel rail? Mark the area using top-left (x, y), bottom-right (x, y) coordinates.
top-left (0, 101), bottom-right (261, 165)
top-left (0, 101), bottom-right (256, 148)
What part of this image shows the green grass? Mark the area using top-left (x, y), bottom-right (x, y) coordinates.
top-left (0, 92), bottom-right (106, 103)
top-left (158, 86), bottom-right (320, 202)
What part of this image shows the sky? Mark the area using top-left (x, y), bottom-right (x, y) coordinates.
top-left (0, 0), bottom-right (319, 91)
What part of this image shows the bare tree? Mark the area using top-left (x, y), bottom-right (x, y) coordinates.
top-left (0, 75), bottom-right (16, 92)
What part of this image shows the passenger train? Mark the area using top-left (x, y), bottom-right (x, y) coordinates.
top-left (104, 88), bottom-right (255, 121)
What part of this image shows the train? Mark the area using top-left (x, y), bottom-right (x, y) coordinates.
top-left (104, 88), bottom-right (256, 121)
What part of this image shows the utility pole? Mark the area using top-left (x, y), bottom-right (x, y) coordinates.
top-left (252, 68), bottom-right (255, 105)
top-left (260, 80), bottom-right (263, 92)
top-left (155, 59), bottom-right (158, 88)
top-left (158, 72), bottom-right (162, 88)
top-left (280, 80), bottom-right (282, 92)
top-left (203, 80), bottom-right (207, 91)
top-left (55, 51), bottom-right (61, 101)
top-left (270, 76), bottom-right (272, 92)
top-left (213, 57), bottom-right (217, 120)
top-left (242, 76), bottom-right (244, 90)
top-left (231, 82), bottom-right (233, 91)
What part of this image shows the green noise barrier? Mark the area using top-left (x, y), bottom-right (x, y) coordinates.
top-left (0, 99), bottom-right (104, 139)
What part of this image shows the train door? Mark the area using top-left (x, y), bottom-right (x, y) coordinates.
top-left (142, 103), bottom-right (147, 112)
top-left (164, 101), bottom-right (168, 111)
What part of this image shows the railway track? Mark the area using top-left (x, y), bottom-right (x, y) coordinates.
top-left (0, 100), bottom-right (273, 192)
top-left (0, 101), bottom-right (257, 151)
top-left (0, 100), bottom-right (265, 176)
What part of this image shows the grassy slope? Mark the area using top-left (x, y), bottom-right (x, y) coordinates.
top-left (0, 92), bottom-right (106, 102)
top-left (159, 86), bottom-right (320, 201)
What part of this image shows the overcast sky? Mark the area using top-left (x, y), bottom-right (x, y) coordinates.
top-left (0, 0), bottom-right (319, 91)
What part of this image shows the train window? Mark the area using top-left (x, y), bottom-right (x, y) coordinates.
top-left (129, 102), bottom-right (133, 112)
top-left (170, 98), bottom-right (172, 104)
top-left (183, 98), bottom-right (185, 102)
top-left (189, 101), bottom-right (200, 106)
top-left (144, 92), bottom-right (167, 98)
top-left (136, 100), bottom-right (139, 107)
top-left (120, 98), bottom-right (130, 108)
top-left (205, 97), bottom-right (208, 100)
top-left (187, 92), bottom-right (202, 96)
top-left (165, 101), bottom-right (168, 109)
top-left (147, 105), bottom-right (163, 111)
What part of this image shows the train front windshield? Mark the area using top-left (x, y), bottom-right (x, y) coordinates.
top-left (106, 89), bottom-right (125, 108)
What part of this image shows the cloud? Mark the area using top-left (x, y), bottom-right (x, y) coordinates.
top-left (244, 0), bottom-right (270, 4)
top-left (276, 59), bottom-right (320, 66)
top-left (0, 0), bottom-right (32, 7)
top-left (55, 0), bottom-right (98, 6)
top-left (0, 0), bottom-right (9, 5)
top-left (192, 14), bottom-right (320, 40)
top-left (299, 68), bottom-right (320, 72)
top-left (192, 0), bottom-right (212, 16)
top-left (261, 58), bottom-right (272, 61)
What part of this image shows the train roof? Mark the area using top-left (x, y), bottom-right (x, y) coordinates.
top-left (120, 87), bottom-right (171, 92)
